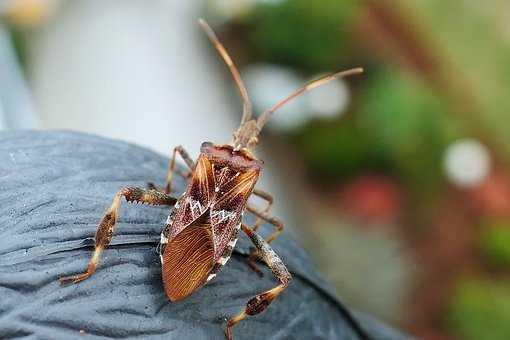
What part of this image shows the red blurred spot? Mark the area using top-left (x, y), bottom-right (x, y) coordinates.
top-left (469, 170), bottom-right (510, 218)
top-left (338, 175), bottom-right (402, 225)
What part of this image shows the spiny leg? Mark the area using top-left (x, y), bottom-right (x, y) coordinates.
top-left (250, 188), bottom-right (274, 232)
top-left (148, 145), bottom-right (195, 193)
top-left (59, 187), bottom-right (177, 285)
top-left (245, 202), bottom-right (283, 277)
top-left (225, 224), bottom-right (292, 340)
top-left (245, 189), bottom-right (274, 276)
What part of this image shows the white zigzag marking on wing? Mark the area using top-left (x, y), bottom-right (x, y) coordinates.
top-left (186, 196), bottom-right (206, 217)
top-left (210, 209), bottom-right (236, 224)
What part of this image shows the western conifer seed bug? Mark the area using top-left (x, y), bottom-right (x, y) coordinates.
top-left (59, 19), bottom-right (363, 339)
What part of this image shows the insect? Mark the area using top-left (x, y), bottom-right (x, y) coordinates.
top-left (59, 19), bottom-right (363, 339)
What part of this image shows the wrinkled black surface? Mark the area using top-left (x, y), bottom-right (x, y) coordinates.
top-left (0, 131), bottom-right (408, 340)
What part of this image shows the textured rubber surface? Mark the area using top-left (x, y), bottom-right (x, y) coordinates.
top-left (0, 131), bottom-right (408, 340)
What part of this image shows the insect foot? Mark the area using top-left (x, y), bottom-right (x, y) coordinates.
top-left (224, 284), bottom-right (289, 340)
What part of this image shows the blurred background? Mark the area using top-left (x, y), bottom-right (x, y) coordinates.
top-left (2, 0), bottom-right (510, 339)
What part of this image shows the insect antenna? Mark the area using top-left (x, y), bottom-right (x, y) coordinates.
top-left (198, 19), bottom-right (253, 125)
top-left (256, 67), bottom-right (364, 130)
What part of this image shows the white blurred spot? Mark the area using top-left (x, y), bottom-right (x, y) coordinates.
top-left (243, 63), bottom-right (308, 131)
top-left (306, 75), bottom-right (350, 118)
top-left (443, 139), bottom-right (491, 188)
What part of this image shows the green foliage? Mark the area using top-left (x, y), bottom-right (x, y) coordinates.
top-left (293, 118), bottom-right (389, 181)
top-left (247, 0), bottom-right (358, 71)
top-left (294, 68), bottom-right (458, 187)
top-left (8, 29), bottom-right (28, 69)
top-left (449, 279), bottom-right (510, 340)
top-left (356, 69), bottom-right (457, 189)
top-left (400, 0), bottom-right (510, 159)
top-left (480, 222), bottom-right (510, 266)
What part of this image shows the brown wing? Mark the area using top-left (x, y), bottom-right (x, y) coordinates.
top-left (168, 154), bottom-right (215, 241)
top-left (210, 170), bottom-right (259, 260)
top-left (162, 211), bottom-right (214, 302)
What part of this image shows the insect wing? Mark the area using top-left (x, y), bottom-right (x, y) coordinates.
top-left (162, 211), bottom-right (215, 301)
top-left (168, 154), bottom-right (215, 240)
top-left (210, 170), bottom-right (258, 260)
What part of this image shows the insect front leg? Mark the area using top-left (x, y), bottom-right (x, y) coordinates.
top-left (59, 187), bottom-right (176, 285)
top-left (164, 145), bottom-right (195, 194)
top-left (148, 145), bottom-right (194, 193)
top-left (225, 224), bottom-right (291, 340)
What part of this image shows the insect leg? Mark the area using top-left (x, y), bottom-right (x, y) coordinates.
top-left (59, 187), bottom-right (177, 285)
top-left (246, 205), bottom-right (283, 244)
top-left (163, 145), bottom-right (194, 194)
top-left (225, 224), bottom-right (291, 340)
top-left (245, 204), bottom-right (284, 277)
top-left (244, 189), bottom-right (275, 276)
top-left (250, 189), bottom-right (274, 231)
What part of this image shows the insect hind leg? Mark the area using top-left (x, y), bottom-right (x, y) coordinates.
top-left (225, 224), bottom-right (291, 340)
top-left (59, 187), bottom-right (176, 285)
top-left (244, 203), bottom-right (285, 276)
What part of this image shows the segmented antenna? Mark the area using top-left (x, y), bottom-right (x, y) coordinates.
top-left (256, 68), bottom-right (364, 130)
top-left (198, 19), bottom-right (253, 125)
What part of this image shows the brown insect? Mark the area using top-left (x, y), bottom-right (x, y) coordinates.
top-left (59, 19), bottom-right (363, 339)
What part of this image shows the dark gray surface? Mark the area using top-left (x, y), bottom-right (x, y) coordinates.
top-left (0, 131), bottom-right (408, 340)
